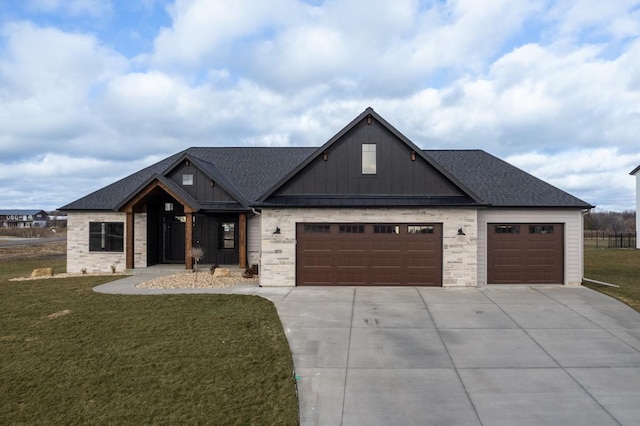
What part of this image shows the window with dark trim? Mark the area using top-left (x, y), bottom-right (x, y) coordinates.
top-left (374, 225), bottom-right (399, 234)
top-left (362, 143), bottom-right (376, 174)
top-left (339, 225), bottom-right (364, 234)
top-left (530, 225), bottom-right (554, 234)
top-left (182, 174), bottom-right (194, 185)
top-left (89, 222), bottom-right (124, 252)
top-left (220, 222), bottom-right (235, 249)
top-left (408, 225), bottom-right (434, 234)
top-left (495, 225), bottom-right (520, 234)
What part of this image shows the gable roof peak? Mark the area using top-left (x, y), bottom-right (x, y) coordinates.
top-left (258, 107), bottom-right (483, 203)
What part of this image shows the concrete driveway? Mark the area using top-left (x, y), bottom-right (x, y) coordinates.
top-left (263, 285), bottom-right (640, 426)
top-left (96, 278), bottom-right (640, 425)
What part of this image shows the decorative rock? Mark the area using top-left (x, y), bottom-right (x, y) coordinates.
top-left (31, 268), bottom-right (54, 278)
top-left (213, 267), bottom-right (231, 278)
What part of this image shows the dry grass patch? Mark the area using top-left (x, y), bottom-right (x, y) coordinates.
top-left (0, 246), bottom-right (298, 425)
top-left (584, 243), bottom-right (640, 312)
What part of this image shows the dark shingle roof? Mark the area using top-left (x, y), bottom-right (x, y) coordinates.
top-left (425, 150), bottom-right (593, 208)
top-left (61, 147), bottom-right (592, 210)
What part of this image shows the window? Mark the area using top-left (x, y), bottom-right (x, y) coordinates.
top-left (304, 224), bottom-right (330, 233)
top-left (362, 143), bottom-right (376, 174)
top-left (182, 174), bottom-right (194, 185)
top-left (220, 222), bottom-right (235, 249)
top-left (374, 225), bottom-right (400, 234)
top-left (530, 225), bottom-right (554, 234)
top-left (89, 222), bottom-right (124, 252)
top-left (339, 225), bottom-right (364, 233)
top-left (164, 203), bottom-right (174, 212)
top-left (408, 225), bottom-right (434, 234)
top-left (495, 225), bottom-right (520, 234)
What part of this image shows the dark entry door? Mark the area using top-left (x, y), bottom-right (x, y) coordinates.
top-left (163, 216), bottom-right (185, 263)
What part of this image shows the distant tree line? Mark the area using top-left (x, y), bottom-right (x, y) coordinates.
top-left (584, 210), bottom-right (636, 232)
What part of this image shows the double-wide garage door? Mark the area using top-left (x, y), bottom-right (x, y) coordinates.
top-left (487, 223), bottom-right (564, 284)
top-left (296, 223), bottom-right (442, 286)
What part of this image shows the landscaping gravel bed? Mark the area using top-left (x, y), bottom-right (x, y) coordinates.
top-left (137, 270), bottom-right (259, 289)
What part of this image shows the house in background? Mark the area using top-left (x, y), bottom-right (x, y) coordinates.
top-left (61, 108), bottom-right (593, 287)
top-left (631, 165), bottom-right (640, 249)
top-left (0, 210), bottom-right (49, 228)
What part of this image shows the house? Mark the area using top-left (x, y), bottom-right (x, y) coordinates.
top-left (0, 210), bottom-right (49, 228)
top-left (61, 108), bottom-right (593, 286)
top-left (631, 164), bottom-right (640, 249)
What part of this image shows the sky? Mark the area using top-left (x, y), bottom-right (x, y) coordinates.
top-left (1, 0), bottom-right (639, 212)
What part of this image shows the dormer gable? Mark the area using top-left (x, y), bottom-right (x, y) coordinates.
top-left (163, 154), bottom-right (248, 207)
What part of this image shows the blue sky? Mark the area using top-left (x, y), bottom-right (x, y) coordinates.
top-left (1, 0), bottom-right (639, 211)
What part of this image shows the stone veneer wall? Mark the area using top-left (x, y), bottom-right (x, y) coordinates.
top-left (67, 212), bottom-right (128, 273)
top-left (259, 208), bottom-right (478, 287)
top-left (134, 213), bottom-right (147, 268)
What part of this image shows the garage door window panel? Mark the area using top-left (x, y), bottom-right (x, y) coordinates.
top-left (374, 225), bottom-right (400, 234)
top-left (304, 224), bottom-right (331, 233)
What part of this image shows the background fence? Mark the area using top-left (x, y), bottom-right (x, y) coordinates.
top-left (584, 231), bottom-right (637, 248)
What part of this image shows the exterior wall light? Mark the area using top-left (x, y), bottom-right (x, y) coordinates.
top-left (273, 226), bottom-right (281, 235)
top-left (457, 227), bottom-right (466, 236)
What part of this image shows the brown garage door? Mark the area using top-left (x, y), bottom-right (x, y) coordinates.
top-left (487, 223), bottom-right (564, 284)
top-left (296, 223), bottom-right (442, 286)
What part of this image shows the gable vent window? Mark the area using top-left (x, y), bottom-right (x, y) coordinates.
top-left (182, 174), bottom-right (194, 186)
top-left (362, 143), bottom-right (376, 174)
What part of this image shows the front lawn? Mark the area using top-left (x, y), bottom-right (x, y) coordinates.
top-left (0, 253), bottom-right (298, 425)
top-left (583, 241), bottom-right (640, 312)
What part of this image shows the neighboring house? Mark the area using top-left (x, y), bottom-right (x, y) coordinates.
top-left (631, 164), bottom-right (640, 249)
top-left (61, 108), bottom-right (593, 286)
top-left (0, 210), bottom-right (49, 228)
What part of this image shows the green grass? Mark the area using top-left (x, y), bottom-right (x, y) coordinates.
top-left (584, 240), bottom-right (640, 312)
top-left (0, 255), bottom-right (298, 425)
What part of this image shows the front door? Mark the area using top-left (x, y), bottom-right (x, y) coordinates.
top-left (163, 215), bottom-right (186, 263)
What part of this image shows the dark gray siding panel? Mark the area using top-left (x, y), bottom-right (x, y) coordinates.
top-left (276, 120), bottom-right (464, 197)
top-left (167, 162), bottom-right (236, 203)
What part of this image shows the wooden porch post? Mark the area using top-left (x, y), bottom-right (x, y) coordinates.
top-left (185, 212), bottom-right (193, 269)
top-left (126, 210), bottom-right (134, 269)
top-left (239, 213), bottom-right (247, 269)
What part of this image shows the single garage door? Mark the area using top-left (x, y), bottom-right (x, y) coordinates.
top-left (296, 223), bottom-right (442, 286)
top-left (487, 223), bottom-right (564, 284)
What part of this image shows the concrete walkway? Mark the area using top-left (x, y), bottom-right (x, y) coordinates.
top-left (95, 273), bottom-right (640, 426)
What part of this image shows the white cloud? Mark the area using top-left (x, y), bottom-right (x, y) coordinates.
top-left (548, 0), bottom-right (640, 41)
top-left (0, 22), bottom-right (127, 157)
top-left (151, 0), bottom-right (299, 68)
top-left (506, 148), bottom-right (640, 210)
top-left (1, 1), bottom-right (640, 211)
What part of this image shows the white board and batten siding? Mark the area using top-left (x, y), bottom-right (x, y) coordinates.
top-left (247, 214), bottom-right (262, 267)
top-left (478, 209), bottom-right (585, 286)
